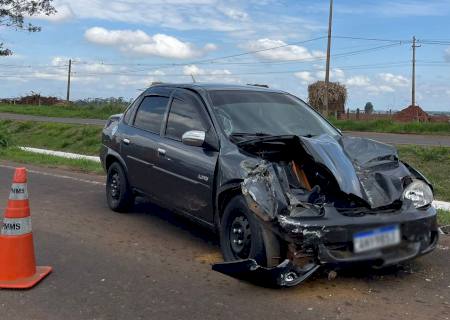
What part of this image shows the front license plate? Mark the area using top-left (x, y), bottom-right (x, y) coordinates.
top-left (353, 225), bottom-right (400, 253)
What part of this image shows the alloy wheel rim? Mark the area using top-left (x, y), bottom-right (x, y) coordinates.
top-left (110, 171), bottom-right (121, 200)
top-left (229, 214), bottom-right (252, 259)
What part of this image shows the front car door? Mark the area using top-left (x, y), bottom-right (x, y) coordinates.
top-left (154, 89), bottom-right (219, 223)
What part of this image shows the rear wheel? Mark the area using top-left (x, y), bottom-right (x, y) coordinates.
top-left (106, 162), bottom-right (133, 212)
top-left (220, 195), bottom-right (281, 267)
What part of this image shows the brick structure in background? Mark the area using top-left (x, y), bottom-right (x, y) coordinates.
top-left (338, 105), bottom-right (449, 123)
top-left (393, 105), bottom-right (429, 122)
top-left (393, 105), bottom-right (449, 123)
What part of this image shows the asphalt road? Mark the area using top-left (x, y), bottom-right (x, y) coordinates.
top-left (1, 112), bottom-right (450, 146)
top-left (0, 162), bottom-right (449, 320)
top-left (343, 131), bottom-right (450, 147)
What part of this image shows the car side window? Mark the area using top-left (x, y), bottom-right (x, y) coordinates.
top-left (123, 97), bottom-right (140, 124)
top-left (165, 95), bottom-right (208, 141)
top-left (133, 96), bottom-right (169, 133)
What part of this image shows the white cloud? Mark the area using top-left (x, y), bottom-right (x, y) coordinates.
top-left (315, 68), bottom-right (345, 82)
top-left (183, 65), bottom-right (231, 76)
top-left (346, 76), bottom-right (371, 87)
top-left (51, 56), bottom-right (68, 66)
top-left (34, 3), bottom-right (74, 22)
top-left (204, 43), bottom-right (218, 51)
top-left (367, 85), bottom-right (395, 93)
top-left (294, 67), bottom-right (345, 85)
top-left (183, 65), bottom-right (204, 75)
top-left (335, 0), bottom-right (450, 17)
top-left (83, 63), bottom-right (114, 73)
top-left (218, 7), bottom-right (249, 21)
top-left (58, 0), bottom-right (244, 32)
top-left (378, 73), bottom-right (409, 87)
top-left (182, 64), bottom-right (234, 83)
top-left (27, 1), bottom-right (325, 42)
top-left (444, 48), bottom-right (450, 62)
top-left (340, 72), bottom-right (408, 94)
top-left (84, 27), bottom-right (216, 59)
top-left (245, 38), bottom-right (325, 61)
top-left (85, 27), bottom-right (150, 46)
top-left (294, 71), bottom-right (315, 83)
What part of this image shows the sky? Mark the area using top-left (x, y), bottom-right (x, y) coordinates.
top-left (1, 0), bottom-right (450, 111)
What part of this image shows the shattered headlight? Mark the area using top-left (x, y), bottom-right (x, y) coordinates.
top-left (403, 180), bottom-right (433, 209)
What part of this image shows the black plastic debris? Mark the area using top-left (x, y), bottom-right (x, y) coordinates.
top-left (212, 259), bottom-right (319, 288)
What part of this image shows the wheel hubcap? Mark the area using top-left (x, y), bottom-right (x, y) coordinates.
top-left (229, 215), bottom-right (252, 259)
top-left (110, 172), bottom-right (121, 200)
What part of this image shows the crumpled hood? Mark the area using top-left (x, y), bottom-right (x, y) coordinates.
top-left (299, 134), bottom-right (412, 208)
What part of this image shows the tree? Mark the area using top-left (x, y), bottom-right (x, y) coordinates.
top-left (0, 0), bottom-right (56, 56)
top-left (364, 102), bottom-right (374, 114)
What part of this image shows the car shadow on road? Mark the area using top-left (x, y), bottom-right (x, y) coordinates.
top-left (126, 196), bottom-right (430, 287)
top-left (130, 196), bottom-right (219, 246)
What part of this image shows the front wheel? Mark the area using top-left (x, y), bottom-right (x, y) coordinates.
top-left (219, 195), bottom-right (281, 267)
top-left (106, 162), bottom-right (133, 212)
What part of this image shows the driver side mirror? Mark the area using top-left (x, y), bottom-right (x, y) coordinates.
top-left (182, 130), bottom-right (206, 147)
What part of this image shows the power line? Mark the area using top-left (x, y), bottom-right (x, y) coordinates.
top-left (334, 35), bottom-right (410, 43)
top-left (1, 61), bottom-right (444, 80)
top-left (68, 42), bottom-right (403, 70)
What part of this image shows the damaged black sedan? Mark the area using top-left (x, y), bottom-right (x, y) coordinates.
top-left (101, 84), bottom-right (438, 288)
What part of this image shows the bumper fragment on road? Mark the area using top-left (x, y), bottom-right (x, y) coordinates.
top-left (212, 259), bottom-right (320, 288)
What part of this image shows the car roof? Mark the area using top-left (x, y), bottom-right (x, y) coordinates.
top-left (144, 83), bottom-right (287, 94)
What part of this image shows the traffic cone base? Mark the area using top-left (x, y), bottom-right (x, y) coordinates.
top-left (0, 266), bottom-right (52, 289)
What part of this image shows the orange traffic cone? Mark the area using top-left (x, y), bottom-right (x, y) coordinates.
top-left (0, 167), bottom-right (52, 289)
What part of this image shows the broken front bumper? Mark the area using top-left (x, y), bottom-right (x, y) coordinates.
top-left (279, 204), bottom-right (439, 267)
top-left (213, 205), bottom-right (438, 288)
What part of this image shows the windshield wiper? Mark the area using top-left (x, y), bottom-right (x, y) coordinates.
top-left (230, 132), bottom-right (273, 137)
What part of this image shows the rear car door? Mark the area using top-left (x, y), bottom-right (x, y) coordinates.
top-left (155, 89), bottom-right (219, 223)
top-left (120, 94), bottom-right (170, 196)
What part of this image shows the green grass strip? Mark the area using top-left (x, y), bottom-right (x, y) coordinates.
top-left (437, 209), bottom-right (450, 226)
top-left (0, 147), bottom-right (103, 174)
top-left (397, 145), bottom-right (450, 202)
top-left (0, 120), bottom-right (102, 155)
top-left (330, 119), bottom-right (450, 135)
top-left (0, 103), bottom-right (125, 120)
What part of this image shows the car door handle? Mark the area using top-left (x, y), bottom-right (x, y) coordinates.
top-left (157, 148), bottom-right (166, 156)
top-left (123, 138), bottom-right (130, 145)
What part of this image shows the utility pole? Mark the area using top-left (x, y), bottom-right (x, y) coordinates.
top-left (411, 36), bottom-right (420, 120)
top-left (324, 0), bottom-right (334, 116)
top-left (66, 59), bottom-right (72, 103)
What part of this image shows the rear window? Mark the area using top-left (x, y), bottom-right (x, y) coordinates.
top-left (123, 96), bottom-right (141, 124)
top-left (133, 96), bottom-right (169, 133)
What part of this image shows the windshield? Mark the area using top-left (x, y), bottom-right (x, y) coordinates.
top-left (209, 90), bottom-right (339, 139)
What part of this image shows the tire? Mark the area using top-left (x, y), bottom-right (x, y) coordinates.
top-left (106, 162), bottom-right (134, 212)
top-left (219, 195), bottom-right (281, 267)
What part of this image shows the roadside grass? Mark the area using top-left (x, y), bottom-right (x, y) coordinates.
top-left (0, 103), bottom-right (125, 120)
top-left (0, 147), bottom-right (103, 174)
top-left (0, 120), bottom-right (102, 155)
top-left (397, 145), bottom-right (450, 202)
top-left (330, 119), bottom-right (450, 135)
top-left (438, 209), bottom-right (450, 226)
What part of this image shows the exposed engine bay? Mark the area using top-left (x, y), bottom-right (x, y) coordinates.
top-left (213, 134), bottom-right (438, 287)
